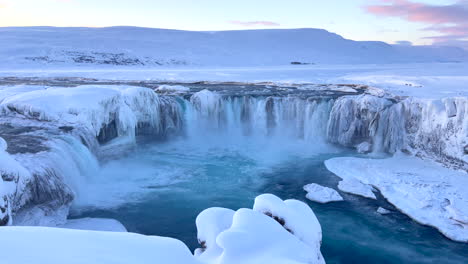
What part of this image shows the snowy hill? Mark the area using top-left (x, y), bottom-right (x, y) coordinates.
top-left (1, 26), bottom-right (467, 68)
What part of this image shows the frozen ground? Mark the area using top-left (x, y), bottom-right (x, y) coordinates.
top-left (325, 154), bottom-right (468, 242)
top-left (1, 63), bottom-right (467, 99)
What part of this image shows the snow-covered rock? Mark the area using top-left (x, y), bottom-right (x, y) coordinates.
top-left (156, 85), bottom-right (190, 94)
top-left (194, 207), bottom-right (235, 261)
top-left (325, 154), bottom-right (468, 242)
top-left (377, 207), bottom-right (391, 215)
top-left (337, 179), bottom-right (376, 199)
top-left (303, 183), bottom-right (343, 203)
top-left (195, 194), bottom-right (325, 264)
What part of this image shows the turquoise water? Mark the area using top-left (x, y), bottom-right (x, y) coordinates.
top-left (70, 138), bottom-right (468, 264)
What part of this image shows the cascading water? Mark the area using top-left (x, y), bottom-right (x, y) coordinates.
top-left (184, 89), bottom-right (333, 145)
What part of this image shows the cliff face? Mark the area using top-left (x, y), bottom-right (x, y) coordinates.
top-left (327, 94), bottom-right (467, 170)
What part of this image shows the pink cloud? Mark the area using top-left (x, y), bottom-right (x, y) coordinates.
top-left (366, 0), bottom-right (468, 24)
top-left (364, 0), bottom-right (468, 49)
top-left (228, 20), bottom-right (280, 27)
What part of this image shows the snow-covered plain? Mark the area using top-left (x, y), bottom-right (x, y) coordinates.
top-left (1, 27), bottom-right (467, 69)
top-left (325, 154), bottom-right (468, 242)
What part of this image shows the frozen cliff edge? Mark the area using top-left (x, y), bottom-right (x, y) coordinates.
top-left (327, 94), bottom-right (467, 170)
top-left (0, 194), bottom-right (325, 264)
top-left (324, 155), bottom-right (468, 242)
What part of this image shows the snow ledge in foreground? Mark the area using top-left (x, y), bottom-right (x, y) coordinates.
top-left (325, 154), bottom-right (468, 242)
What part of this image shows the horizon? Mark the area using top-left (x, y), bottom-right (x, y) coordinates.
top-left (0, 0), bottom-right (467, 50)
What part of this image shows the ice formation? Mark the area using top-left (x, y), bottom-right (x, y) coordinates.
top-left (327, 94), bottom-right (468, 170)
top-left (303, 183), bottom-right (344, 203)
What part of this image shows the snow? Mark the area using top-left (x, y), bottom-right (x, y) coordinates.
top-left (155, 84), bottom-right (190, 94)
top-left (303, 183), bottom-right (343, 203)
top-left (195, 194), bottom-right (325, 264)
top-left (1, 27), bottom-right (466, 70)
top-left (0, 227), bottom-right (202, 264)
top-left (377, 207), bottom-right (391, 215)
top-left (0, 194), bottom-right (324, 264)
top-left (337, 179), bottom-right (376, 199)
top-left (59, 218), bottom-right (127, 232)
top-left (194, 208), bottom-right (235, 261)
top-left (325, 154), bottom-right (468, 242)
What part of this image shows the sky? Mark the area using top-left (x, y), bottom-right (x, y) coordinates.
top-left (0, 0), bottom-right (467, 49)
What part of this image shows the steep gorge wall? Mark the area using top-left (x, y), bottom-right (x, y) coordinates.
top-left (327, 94), bottom-right (468, 170)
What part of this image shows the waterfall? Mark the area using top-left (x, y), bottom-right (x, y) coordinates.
top-left (184, 89), bottom-right (334, 144)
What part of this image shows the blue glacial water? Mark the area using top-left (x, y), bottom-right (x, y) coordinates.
top-left (70, 137), bottom-right (468, 264)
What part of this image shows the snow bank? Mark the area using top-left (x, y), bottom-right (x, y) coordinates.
top-left (0, 227), bottom-right (201, 264)
top-left (337, 179), bottom-right (376, 199)
top-left (325, 154), bottom-right (468, 242)
top-left (1, 194), bottom-right (324, 264)
top-left (303, 183), bottom-right (343, 203)
top-left (59, 217), bottom-right (127, 232)
top-left (196, 194), bottom-right (325, 264)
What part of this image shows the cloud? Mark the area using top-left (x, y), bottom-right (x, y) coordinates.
top-left (364, 0), bottom-right (468, 49)
top-left (228, 20), bottom-right (280, 27)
